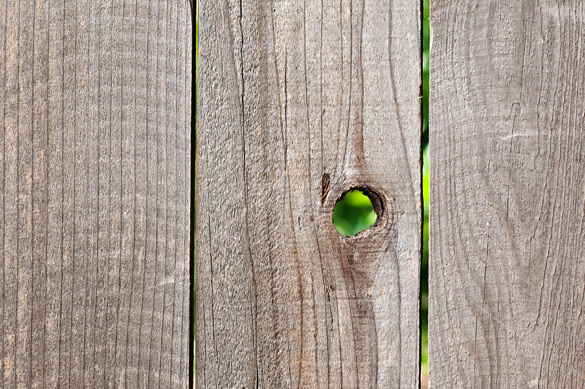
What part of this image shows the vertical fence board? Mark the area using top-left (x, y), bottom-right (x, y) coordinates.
top-left (430, 1), bottom-right (585, 387)
top-left (197, 0), bottom-right (421, 387)
top-left (0, 1), bottom-right (192, 387)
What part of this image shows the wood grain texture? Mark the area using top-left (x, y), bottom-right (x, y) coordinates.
top-left (429, 1), bottom-right (585, 387)
top-left (0, 1), bottom-right (192, 387)
top-left (197, 0), bottom-right (420, 387)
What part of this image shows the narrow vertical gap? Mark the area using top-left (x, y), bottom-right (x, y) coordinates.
top-left (420, 0), bottom-right (430, 387)
top-left (189, 0), bottom-right (197, 388)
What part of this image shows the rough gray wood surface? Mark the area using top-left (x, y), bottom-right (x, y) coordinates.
top-left (0, 1), bottom-right (192, 387)
top-left (197, 0), bottom-right (420, 387)
top-left (429, 1), bottom-right (585, 387)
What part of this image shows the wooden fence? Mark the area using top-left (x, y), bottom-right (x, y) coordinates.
top-left (1, 0), bottom-right (584, 388)
top-left (198, 0), bottom-right (585, 388)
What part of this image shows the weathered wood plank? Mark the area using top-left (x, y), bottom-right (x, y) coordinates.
top-left (429, 1), bottom-right (585, 387)
top-left (0, 1), bottom-right (192, 387)
top-left (196, 0), bottom-right (421, 387)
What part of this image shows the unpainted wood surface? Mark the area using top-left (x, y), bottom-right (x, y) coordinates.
top-left (430, 1), bottom-right (585, 387)
top-left (0, 1), bottom-right (192, 387)
top-left (197, 0), bottom-right (420, 387)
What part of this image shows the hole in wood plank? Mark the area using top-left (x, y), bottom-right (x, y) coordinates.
top-left (332, 188), bottom-right (384, 236)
